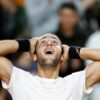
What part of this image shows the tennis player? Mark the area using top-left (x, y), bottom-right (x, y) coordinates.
top-left (0, 33), bottom-right (100, 100)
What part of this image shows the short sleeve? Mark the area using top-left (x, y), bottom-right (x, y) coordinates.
top-left (64, 69), bottom-right (94, 99)
top-left (72, 69), bottom-right (94, 95)
top-left (1, 66), bottom-right (28, 93)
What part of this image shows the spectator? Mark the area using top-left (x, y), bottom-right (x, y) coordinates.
top-left (24, 0), bottom-right (96, 37)
top-left (54, 2), bottom-right (87, 77)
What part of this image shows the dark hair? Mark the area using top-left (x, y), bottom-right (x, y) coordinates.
top-left (59, 2), bottom-right (78, 13)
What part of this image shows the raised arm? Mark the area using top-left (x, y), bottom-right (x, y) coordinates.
top-left (0, 39), bottom-right (37, 85)
top-left (62, 45), bottom-right (100, 61)
top-left (80, 48), bottom-right (100, 61)
top-left (0, 40), bottom-right (19, 56)
top-left (0, 40), bottom-right (19, 84)
top-left (63, 45), bottom-right (100, 89)
top-left (75, 47), bottom-right (100, 89)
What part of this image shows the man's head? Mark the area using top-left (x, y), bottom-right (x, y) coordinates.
top-left (58, 2), bottom-right (79, 31)
top-left (33, 33), bottom-right (64, 69)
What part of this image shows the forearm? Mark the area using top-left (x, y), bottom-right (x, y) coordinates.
top-left (0, 40), bottom-right (19, 56)
top-left (80, 48), bottom-right (100, 61)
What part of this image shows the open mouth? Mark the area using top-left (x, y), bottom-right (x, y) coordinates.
top-left (44, 48), bottom-right (54, 55)
top-left (45, 51), bottom-right (53, 54)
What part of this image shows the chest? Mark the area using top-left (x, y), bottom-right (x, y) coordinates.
top-left (11, 79), bottom-right (81, 100)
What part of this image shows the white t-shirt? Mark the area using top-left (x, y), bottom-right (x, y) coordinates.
top-left (2, 66), bottom-right (93, 100)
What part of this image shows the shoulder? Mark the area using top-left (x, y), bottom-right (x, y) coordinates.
top-left (2, 66), bottom-right (33, 89)
top-left (12, 66), bottom-right (30, 77)
top-left (60, 71), bottom-right (86, 94)
top-left (64, 70), bottom-right (85, 83)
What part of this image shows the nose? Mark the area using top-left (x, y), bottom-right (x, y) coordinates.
top-left (47, 40), bottom-right (52, 46)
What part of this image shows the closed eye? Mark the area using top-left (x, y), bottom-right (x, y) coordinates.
top-left (52, 40), bottom-right (58, 46)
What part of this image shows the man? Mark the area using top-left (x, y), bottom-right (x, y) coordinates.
top-left (0, 33), bottom-right (100, 100)
top-left (55, 2), bottom-right (87, 76)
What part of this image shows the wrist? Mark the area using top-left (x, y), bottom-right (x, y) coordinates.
top-left (68, 46), bottom-right (81, 59)
top-left (16, 39), bottom-right (30, 52)
top-left (29, 37), bottom-right (38, 54)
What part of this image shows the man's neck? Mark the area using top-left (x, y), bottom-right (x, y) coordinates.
top-left (37, 64), bottom-right (60, 79)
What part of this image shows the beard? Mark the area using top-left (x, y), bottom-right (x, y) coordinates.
top-left (36, 53), bottom-right (61, 68)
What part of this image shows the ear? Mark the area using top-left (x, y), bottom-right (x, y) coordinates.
top-left (60, 54), bottom-right (64, 62)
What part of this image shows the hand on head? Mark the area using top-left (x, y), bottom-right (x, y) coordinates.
top-left (62, 45), bottom-right (70, 61)
top-left (29, 36), bottom-right (70, 63)
top-left (29, 37), bottom-right (39, 58)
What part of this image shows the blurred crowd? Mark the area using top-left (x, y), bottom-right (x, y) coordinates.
top-left (0, 0), bottom-right (100, 100)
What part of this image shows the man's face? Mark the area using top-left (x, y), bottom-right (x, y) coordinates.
top-left (35, 34), bottom-right (62, 67)
top-left (59, 8), bottom-right (79, 30)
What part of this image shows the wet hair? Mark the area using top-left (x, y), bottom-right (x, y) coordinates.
top-left (59, 2), bottom-right (78, 13)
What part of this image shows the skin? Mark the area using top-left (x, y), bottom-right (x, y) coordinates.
top-left (33, 34), bottom-right (65, 78)
top-left (0, 33), bottom-right (100, 90)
